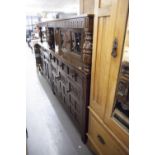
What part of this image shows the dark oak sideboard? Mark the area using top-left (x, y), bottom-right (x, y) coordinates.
top-left (33, 15), bottom-right (94, 143)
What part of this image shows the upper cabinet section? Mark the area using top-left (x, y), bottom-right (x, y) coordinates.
top-left (38, 15), bottom-right (94, 30)
top-left (37, 15), bottom-right (94, 75)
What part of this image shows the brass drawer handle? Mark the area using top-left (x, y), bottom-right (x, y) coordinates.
top-left (97, 134), bottom-right (105, 145)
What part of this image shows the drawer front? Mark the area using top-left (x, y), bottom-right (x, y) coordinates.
top-left (67, 67), bottom-right (83, 87)
top-left (88, 113), bottom-right (128, 155)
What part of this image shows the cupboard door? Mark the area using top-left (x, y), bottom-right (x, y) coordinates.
top-left (90, 0), bottom-right (128, 119)
top-left (104, 20), bottom-right (129, 147)
top-left (90, 0), bottom-right (118, 118)
top-left (90, 0), bottom-right (129, 148)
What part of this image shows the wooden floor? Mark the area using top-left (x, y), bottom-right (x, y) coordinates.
top-left (26, 45), bottom-right (94, 155)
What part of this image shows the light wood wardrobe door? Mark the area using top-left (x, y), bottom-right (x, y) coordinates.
top-left (90, 0), bottom-right (129, 148)
top-left (90, 0), bottom-right (127, 118)
top-left (104, 19), bottom-right (129, 148)
top-left (90, 0), bottom-right (118, 118)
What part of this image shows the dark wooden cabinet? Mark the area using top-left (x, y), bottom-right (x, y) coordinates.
top-left (33, 15), bottom-right (94, 143)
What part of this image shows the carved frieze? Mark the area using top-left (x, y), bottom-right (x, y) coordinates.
top-left (48, 18), bottom-right (85, 28)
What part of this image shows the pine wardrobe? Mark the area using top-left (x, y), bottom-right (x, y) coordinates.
top-left (87, 0), bottom-right (129, 155)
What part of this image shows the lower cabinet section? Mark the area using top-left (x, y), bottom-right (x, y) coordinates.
top-left (35, 46), bottom-right (91, 143)
top-left (87, 113), bottom-right (128, 155)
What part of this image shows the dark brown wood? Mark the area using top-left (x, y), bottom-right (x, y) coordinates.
top-left (34, 15), bottom-right (94, 143)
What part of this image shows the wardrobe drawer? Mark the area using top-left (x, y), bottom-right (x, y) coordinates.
top-left (88, 114), bottom-right (128, 155)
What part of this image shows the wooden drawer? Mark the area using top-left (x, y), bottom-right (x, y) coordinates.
top-left (88, 113), bottom-right (128, 155)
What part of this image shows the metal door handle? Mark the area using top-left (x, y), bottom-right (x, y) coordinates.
top-left (111, 38), bottom-right (118, 58)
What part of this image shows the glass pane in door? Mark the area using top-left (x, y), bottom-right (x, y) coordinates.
top-left (112, 21), bottom-right (129, 130)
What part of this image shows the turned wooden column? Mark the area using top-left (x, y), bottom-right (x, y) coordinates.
top-left (82, 31), bottom-right (93, 73)
top-left (82, 16), bottom-right (93, 73)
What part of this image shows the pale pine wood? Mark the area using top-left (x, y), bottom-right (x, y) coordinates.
top-left (88, 106), bottom-right (128, 153)
top-left (90, 0), bottom-right (118, 120)
top-left (79, 0), bottom-right (95, 14)
top-left (79, 0), bottom-right (84, 14)
top-left (88, 113), bottom-right (128, 155)
top-left (97, 6), bottom-right (111, 17)
top-left (87, 135), bottom-right (102, 155)
top-left (88, 0), bottom-right (129, 154)
top-left (99, 0), bottom-right (112, 8)
top-left (104, 0), bottom-right (129, 147)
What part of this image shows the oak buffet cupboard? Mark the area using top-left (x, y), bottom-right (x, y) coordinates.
top-left (33, 15), bottom-right (94, 143)
top-left (87, 0), bottom-right (129, 155)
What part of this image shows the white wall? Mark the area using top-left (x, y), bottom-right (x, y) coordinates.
top-left (26, 0), bottom-right (80, 16)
